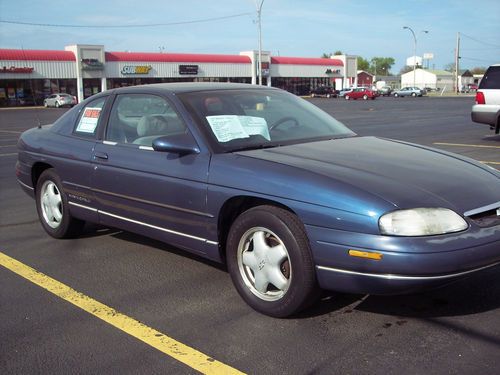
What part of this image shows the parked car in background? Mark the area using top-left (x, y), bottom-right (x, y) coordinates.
top-left (43, 93), bottom-right (75, 108)
top-left (468, 83), bottom-right (479, 91)
top-left (392, 87), bottom-right (425, 97)
top-left (471, 64), bottom-right (500, 134)
top-left (377, 86), bottom-right (392, 96)
top-left (310, 86), bottom-right (338, 98)
top-left (17, 83), bottom-right (500, 317)
top-left (338, 88), bottom-right (354, 98)
top-left (344, 87), bottom-right (378, 100)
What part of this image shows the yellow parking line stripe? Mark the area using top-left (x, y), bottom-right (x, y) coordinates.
top-left (433, 142), bottom-right (500, 149)
top-left (480, 161), bottom-right (500, 165)
top-left (0, 252), bottom-right (244, 375)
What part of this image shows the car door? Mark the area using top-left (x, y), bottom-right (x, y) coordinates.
top-left (91, 92), bottom-right (214, 257)
top-left (60, 95), bottom-right (109, 223)
top-left (46, 94), bottom-right (56, 106)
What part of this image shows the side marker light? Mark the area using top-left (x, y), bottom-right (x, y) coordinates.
top-left (348, 249), bottom-right (383, 261)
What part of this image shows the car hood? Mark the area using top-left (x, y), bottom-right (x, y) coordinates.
top-left (235, 136), bottom-right (500, 215)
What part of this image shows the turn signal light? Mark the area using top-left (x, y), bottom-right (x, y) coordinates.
top-left (348, 249), bottom-right (383, 261)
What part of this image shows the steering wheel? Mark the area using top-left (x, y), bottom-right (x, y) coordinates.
top-left (269, 116), bottom-right (299, 131)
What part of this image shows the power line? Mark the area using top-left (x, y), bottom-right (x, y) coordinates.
top-left (460, 32), bottom-right (500, 49)
top-left (0, 13), bottom-right (253, 29)
top-left (460, 56), bottom-right (496, 63)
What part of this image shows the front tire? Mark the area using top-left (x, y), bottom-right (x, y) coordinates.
top-left (345, 95), bottom-right (350, 100)
top-left (55, 101), bottom-right (60, 108)
top-left (227, 206), bottom-right (318, 317)
top-left (411, 92), bottom-right (417, 97)
top-left (363, 94), bottom-right (368, 100)
top-left (36, 169), bottom-right (84, 238)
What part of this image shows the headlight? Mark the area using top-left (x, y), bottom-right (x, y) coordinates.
top-left (379, 208), bottom-right (468, 236)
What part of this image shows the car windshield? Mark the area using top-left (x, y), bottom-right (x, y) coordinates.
top-left (178, 88), bottom-right (355, 152)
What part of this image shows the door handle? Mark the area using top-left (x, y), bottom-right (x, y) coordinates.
top-left (94, 151), bottom-right (108, 160)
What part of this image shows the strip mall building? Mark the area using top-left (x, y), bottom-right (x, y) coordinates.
top-left (0, 44), bottom-right (358, 106)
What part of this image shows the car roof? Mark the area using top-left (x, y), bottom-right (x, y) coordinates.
top-left (108, 82), bottom-right (278, 94)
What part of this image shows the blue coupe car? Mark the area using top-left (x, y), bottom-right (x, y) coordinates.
top-left (16, 83), bottom-right (500, 317)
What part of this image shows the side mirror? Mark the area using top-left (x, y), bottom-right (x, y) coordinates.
top-left (152, 133), bottom-right (200, 155)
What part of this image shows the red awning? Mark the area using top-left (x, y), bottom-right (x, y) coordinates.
top-left (0, 49), bottom-right (75, 61)
top-left (271, 56), bottom-right (343, 66)
top-left (105, 51), bottom-right (251, 64)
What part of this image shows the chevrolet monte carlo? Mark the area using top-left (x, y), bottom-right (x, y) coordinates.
top-left (16, 83), bottom-right (500, 317)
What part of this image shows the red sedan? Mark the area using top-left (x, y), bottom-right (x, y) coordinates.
top-left (344, 87), bottom-right (377, 100)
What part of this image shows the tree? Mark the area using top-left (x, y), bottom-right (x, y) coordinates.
top-left (471, 66), bottom-right (487, 74)
top-left (321, 52), bottom-right (332, 58)
top-left (357, 56), bottom-right (370, 71)
top-left (370, 57), bottom-right (395, 75)
top-left (333, 50), bottom-right (343, 55)
top-left (443, 62), bottom-right (455, 72)
top-left (399, 65), bottom-right (414, 75)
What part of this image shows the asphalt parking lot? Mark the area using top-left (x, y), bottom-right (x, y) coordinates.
top-left (1, 96), bottom-right (499, 374)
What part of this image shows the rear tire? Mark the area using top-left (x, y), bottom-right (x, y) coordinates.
top-left (227, 205), bottom-right (318, 317)
top-left (363, 94), bottom-right (368, 100)
top-left (345, 95), bottom-right (350, 100)
top-left (55, 101), bottom-right (60, 108)
top-left (35, 169), bottom-right (84, 238)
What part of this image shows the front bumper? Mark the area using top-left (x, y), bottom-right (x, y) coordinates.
top-left (306, 224), bottom-right (500, 295)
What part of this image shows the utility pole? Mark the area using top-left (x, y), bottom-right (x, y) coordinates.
top-left (455, 32), bottom-right (460, 94)
top-left (255, 0), bottom-right (265, 86)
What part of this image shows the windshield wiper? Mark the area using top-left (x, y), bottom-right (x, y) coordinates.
top-left (229, 143), bottom-right (279, 153)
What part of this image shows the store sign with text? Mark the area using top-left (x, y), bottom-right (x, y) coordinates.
top-left (179, 65), bottom-right (199, 75)
top-left (0, 66), bottom-right (34, 74)
top-left (121, 65), bottom-right (153, 75)
top-left (325, 68), bottom-right (341, 75)
top-left (81, 59), bottom-right (104, 70)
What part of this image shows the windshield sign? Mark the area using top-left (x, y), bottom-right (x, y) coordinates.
top-left (179, 89), bottom-right (355, 152)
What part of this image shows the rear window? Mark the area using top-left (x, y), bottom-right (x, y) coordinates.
top-left (479, 66), bottom-right (500, 89)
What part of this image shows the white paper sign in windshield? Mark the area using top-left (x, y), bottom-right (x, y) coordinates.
top-left (76, 107), bottom-right (102, 133)
top-left (206, 115), bottom-right (270, 143)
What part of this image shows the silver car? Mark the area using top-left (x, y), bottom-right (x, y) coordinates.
top-left (43, 93), bottom-right (75, 108)
top-left (471, 64), bottom-right (500, 134)
top-left (393, 87), bottom-right (425, 97)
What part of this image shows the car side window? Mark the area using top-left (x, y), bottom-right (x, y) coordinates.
top-left (73, 96), bottom-right (107, 138)
top-left (106, 94), bottom-right (187, 146)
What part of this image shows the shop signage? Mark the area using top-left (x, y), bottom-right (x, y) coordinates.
top-left (0, 66), bottom-right (34, 74)
top-left (121, 65), bottom-right (152, 75)
top-left (179, 65), bottom-right (199, 75)
top-left (325, 68), bottom-right (341, 75)
top-left (81, 58), bottom-right (104, 70)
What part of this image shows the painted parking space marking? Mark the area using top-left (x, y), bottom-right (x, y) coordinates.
top-left (0, 144), bottom-right (16, 148)
top-left (480, 161), bottom-right (500, 165)
top-left (0, 153), bottom-right (17, 157)
top-left (433, 142), bottom-right (500, 149)
top-left (0, 252), bottom-right (245, 375)
top-left (0, 130), bottom-right (22, 134)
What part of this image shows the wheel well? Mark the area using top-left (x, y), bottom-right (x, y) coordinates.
top-left (217, 196), bottom-right (295, 262)
top-left (31, 162), bottom-right (53, 191)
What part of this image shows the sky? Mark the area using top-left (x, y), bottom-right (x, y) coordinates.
top-left (1, 0), bottom-right (499, 74)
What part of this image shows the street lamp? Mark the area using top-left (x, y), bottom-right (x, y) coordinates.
top-left (254, 0), bottom-right (265, 85)
top-left (403, 26), bottom-right (428, 87)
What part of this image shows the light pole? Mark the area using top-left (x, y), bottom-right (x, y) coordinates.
top-left (403, 26), bottom-right (428, 87)
top-left (254, 0), bottom-right (265, 85)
